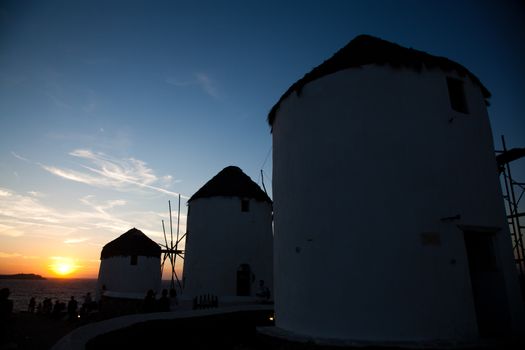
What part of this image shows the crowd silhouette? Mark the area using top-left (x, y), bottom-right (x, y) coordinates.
top-left (142, 289), bottom-right (172, 313)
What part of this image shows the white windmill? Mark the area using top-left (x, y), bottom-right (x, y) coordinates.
top-left (158, 195), bottom-right (186, 293)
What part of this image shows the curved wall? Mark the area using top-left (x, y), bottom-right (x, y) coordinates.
top-left (272, 65), bottom-right (524, 341)
top-left (182, 196), bottom-right (273, 298)
top-left (96, 256), bottom-right (161, 299)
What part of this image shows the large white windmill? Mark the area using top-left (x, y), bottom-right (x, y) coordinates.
top-left (158, 195), bottom-right (186, 293)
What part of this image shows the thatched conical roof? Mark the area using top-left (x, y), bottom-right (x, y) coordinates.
top-left (188, 166), bottom-right (272, 203)
top-left (100, 227), bottom-right (160, 259)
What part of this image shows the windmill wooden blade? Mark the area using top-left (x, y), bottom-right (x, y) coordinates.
top-left (158, 199), bottom-right (186, 292)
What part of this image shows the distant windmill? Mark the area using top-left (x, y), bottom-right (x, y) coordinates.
top-left (158, 195), bottom-right (185, 293)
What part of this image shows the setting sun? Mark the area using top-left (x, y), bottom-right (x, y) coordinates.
top-left (54, 263), bottom-right (74, 275)
top-left (49, 257), bottom-right (79, 277)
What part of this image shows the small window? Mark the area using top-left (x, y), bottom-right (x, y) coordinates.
top-left (130, 255), bottom-right (138, 265)
top-left (241, 199), bottom-right (250, 212)
top-left (447, 77), bottom-right (468, 114)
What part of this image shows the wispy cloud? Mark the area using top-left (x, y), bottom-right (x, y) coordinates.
top-left (195, 72), bottom-right (219, 98)
top-left (80, 196), bottom-right (126, 212)
top-left (0, 222), bottom-right (24, 237)
top-left (45, 79), bottom-right (72, 110)
top-left (0, 187), bottom-right (133, 237)
top-left (0, 252), bottom-right (39, 259)
top-left (41, 149), bottom-right (187, 198)
top-left (79, 195), bottom-right (128, 226)
top-left (77, 195), bottom-right (186, 239)
top-left (11, 151), bottom-right (30, 162)
top-left (0, 189), bottom-right (12, 197)
top-left (165, 77), bottom-right (192, 87)
top-left (0, 188), bottom-right (66, 229)
top-left (47, 93), bottom-right (71, 109)
top-left (166, 72), bottom-right (219, 99)
top-left (64, 237), bottom-right (89, 244)
top-left (27, 191), bottom-right (44, 198)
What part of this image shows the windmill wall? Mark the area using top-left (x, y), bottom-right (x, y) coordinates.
top-left (182, 196), bottom-right (273, 299)
top-left (95, 228), bottom-right (161, 301)
top-left (271, 61), bottom-right (525, 341)
top-left (96, 256), bottom-right (161, 299)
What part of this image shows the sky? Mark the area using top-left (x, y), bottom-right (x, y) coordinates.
top-left (0, 0), bottom-right (524, 279)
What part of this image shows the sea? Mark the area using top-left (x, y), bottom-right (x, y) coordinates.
top-left (0, 278), bottom-right (175, 312)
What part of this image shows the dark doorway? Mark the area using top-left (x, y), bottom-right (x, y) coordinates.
top-left (236, 264), bottom-right (251, 296)
top-left (464, 230), bottom-right (510, 337)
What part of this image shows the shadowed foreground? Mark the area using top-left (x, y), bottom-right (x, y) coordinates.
top-left (1, 312), bottom-right (86, 350)
top-left (86, 310), bottom-right (276, 349)
top-left (84, 309), bottom-right (525, 350)
top-left (3, 309), bottom-right (524, 350)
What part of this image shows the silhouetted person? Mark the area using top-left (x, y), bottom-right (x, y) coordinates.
top-left (143, 289), bottom-right (156, 313)
top-left (157, 289), bottom-right (170, 312)
top-left (256, 280), bottom-right (270, 301)
top-left (0, 288), bottom-right (13, 320)
top-left (169, 287), bottom-right (178, 306)
top-left (0, 288), bottom-right (14, 345)
top-left (42, 297), bottom-right (52, 315)
top-left (52, 299), bottom-right (62, 318)
top-left (28, 296), bottom-right (36, 313)
top-left (83, 292), bottom-right (92, 312)
top-left (67, 296), bottom-right (78, 320)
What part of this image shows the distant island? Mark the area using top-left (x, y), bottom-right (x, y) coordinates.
top-left (0, 273), bottom-right (46, 280)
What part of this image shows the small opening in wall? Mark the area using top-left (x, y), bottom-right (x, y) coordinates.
top-left (447, 77), bottom-right (468, 114)
top-left (241, 199), bottom-right (250, 212)
top-left (130, 255), bottom-right (138, 265)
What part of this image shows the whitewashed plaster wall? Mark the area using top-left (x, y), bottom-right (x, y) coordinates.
top-left (183, 196), bottom-right (273, 298)
top-left (271, 64), bottom-right (525, 341)
top-left (96, 256), bottom-right (161, 299)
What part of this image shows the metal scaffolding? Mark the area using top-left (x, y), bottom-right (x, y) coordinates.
top-left (496, 136), bottom-right (525, 279)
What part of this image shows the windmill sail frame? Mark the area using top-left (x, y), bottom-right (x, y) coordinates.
top-left (159, 195), bottom-right (185, 292)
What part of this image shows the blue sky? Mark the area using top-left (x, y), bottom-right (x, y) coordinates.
top-left (0, 0), bottom-right (524, 278)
